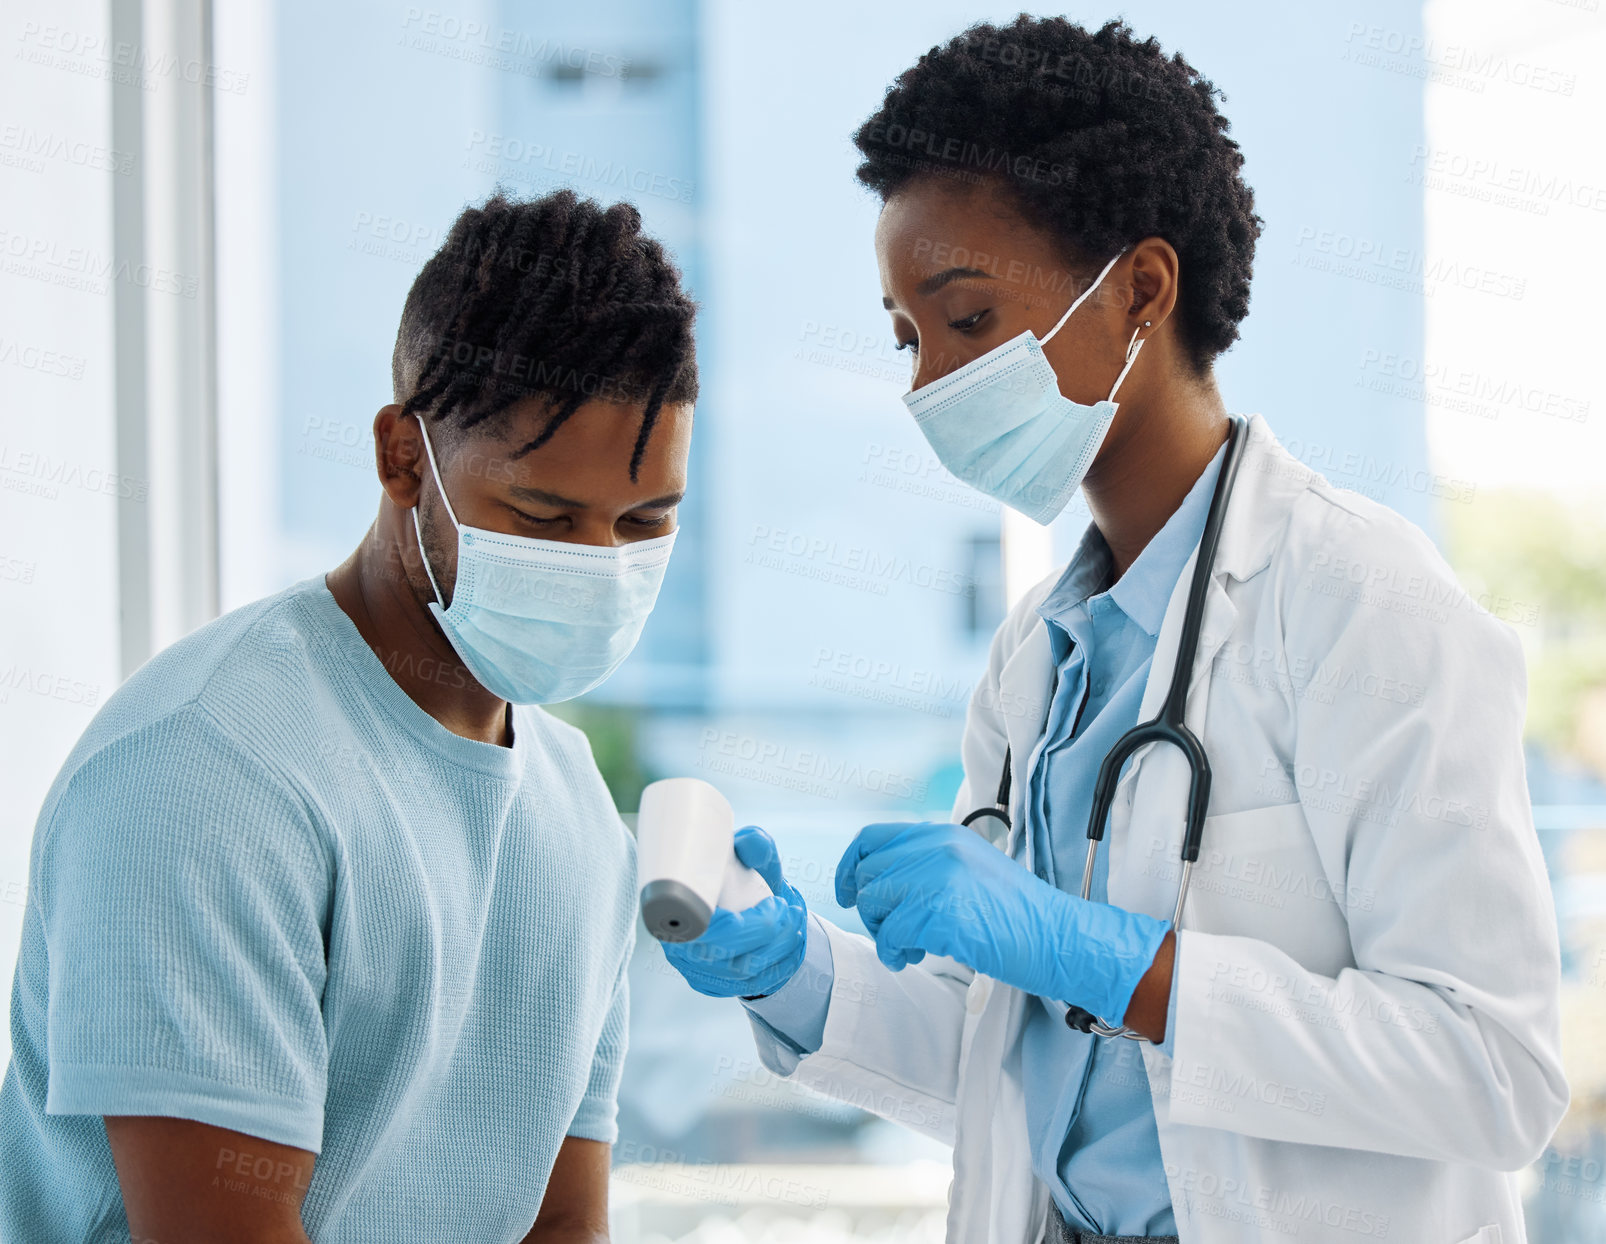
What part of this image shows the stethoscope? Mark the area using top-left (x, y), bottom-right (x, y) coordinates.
top-left (960, 414), bottom-right (1249, 1041)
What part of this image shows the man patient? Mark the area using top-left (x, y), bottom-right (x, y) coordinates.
top-left (0, 187), bottom-right (698, 1243)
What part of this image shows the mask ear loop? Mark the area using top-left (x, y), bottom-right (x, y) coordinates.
top-left (1039, 247), bottom-right (1129, 347)
top-left (1107, 324), bottom-right (1147, 404)
top-left (410, 416), bottom-right (454, 608)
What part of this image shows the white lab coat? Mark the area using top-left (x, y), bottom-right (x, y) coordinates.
top-left (747, 413), bottom-right (1569, 1243)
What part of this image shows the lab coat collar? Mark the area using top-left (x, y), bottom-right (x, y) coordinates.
top-left (1210, 412), bottom-right (1310, 582)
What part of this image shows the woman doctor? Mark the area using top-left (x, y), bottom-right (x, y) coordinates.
top-left (662, 16), bottom-right (1568, 1244)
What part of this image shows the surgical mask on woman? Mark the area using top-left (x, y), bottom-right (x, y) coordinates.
top-left (410, 417), bottom-right (677, 704)
top-left (902, 248), bottom-right (1142, 525)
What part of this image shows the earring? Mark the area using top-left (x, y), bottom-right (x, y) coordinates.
top-left (1143, 320), bottom-right (1153, 327)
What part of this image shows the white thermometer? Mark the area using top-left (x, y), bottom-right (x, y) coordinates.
top-left (636, 777), bottom-right (772, 942)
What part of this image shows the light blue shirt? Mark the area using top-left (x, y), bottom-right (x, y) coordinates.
top-left (0, 574), bottom-right (637, 1243)
top-left (749, 444), bottom-right (1223, 1235)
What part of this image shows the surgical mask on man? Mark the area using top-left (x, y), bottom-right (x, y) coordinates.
top-left (410, 417), bottom-right (677, 704)
top-left (901, 248), bottom-right (1142, 525)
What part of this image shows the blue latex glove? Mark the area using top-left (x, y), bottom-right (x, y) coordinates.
top-left (835, 820), bottom-right (1170, 1023)
top-left (661, 825), bottom-right (808, 999)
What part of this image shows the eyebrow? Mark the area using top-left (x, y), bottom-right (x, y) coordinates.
top-left (507, 483), bottom-right (685, 510)
top-left (882, 266), bottom-right (997, 309)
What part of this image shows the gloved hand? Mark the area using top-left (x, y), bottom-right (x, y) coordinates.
top-left (661, 825), bottom-right (808, 999)
top-left (836, 820), bottom-right (1169, 1023)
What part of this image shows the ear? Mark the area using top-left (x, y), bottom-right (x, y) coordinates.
top-left (1124, 236), bottom-right (1181, 338)
top-left (375, 405), bottom-right (425, 509)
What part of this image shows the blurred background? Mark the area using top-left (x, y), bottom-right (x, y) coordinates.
top-left (2, 0), bottom-right (1604, 1240)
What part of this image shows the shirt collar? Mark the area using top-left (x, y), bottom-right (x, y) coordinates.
top-left (1039, 522), bottom-right (1114, 618)
top-left (1035, 438), bottom-right (1229, 640)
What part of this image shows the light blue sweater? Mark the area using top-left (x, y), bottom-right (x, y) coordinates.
top-left (0, 574), bottom-right (636, 1242)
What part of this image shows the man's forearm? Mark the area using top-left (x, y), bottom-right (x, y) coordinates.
top-left (521, 1226), bottom-right (607, 1244)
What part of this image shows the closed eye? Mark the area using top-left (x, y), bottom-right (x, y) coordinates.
top-left (506, 504), bottom-right (560, 527)
top-left (894, 309), bottom-right (990, 355)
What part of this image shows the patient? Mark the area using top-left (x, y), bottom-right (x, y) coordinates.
top-left (0, 188), bottom-right (697, 1242)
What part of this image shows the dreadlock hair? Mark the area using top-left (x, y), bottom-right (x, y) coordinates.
top-left (852, 16), bottom-right (1261, 374)
top-left (391, 187), bottom-right (698, 480)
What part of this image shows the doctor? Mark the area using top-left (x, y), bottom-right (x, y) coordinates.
top-left (662, 15), bottom-right (1568, 1244)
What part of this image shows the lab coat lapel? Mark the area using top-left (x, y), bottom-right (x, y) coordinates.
top-left (995, 618), bottom-right (1053, 873)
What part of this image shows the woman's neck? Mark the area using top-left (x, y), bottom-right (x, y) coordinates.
top-left (1080, 380), bottom-right (1231, 580)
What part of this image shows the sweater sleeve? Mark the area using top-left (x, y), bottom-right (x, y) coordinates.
top-left (34, 703), bottom-right (333, 1153)
top-left (567, 950), bottom-right (629, 1144)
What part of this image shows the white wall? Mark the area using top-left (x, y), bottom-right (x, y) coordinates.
top-left (0, 0), bottom-right (124, 1070)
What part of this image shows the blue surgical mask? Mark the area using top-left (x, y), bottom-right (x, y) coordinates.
top-left (901, 248), bottom-right (1142, 525)
top-left (410, 418), bottom-right (677, 704)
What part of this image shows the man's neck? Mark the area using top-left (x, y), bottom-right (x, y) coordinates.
top-left (324, 511), bottom-right (513, 748)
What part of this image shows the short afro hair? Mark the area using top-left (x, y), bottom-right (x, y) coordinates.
top-left (392, 187), bottom-right (698, 480)
top-left (853, 16), bottom-right (1261, 373)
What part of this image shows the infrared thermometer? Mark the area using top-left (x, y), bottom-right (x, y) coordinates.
top-left (636, 777), bottom-right (772, 942)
